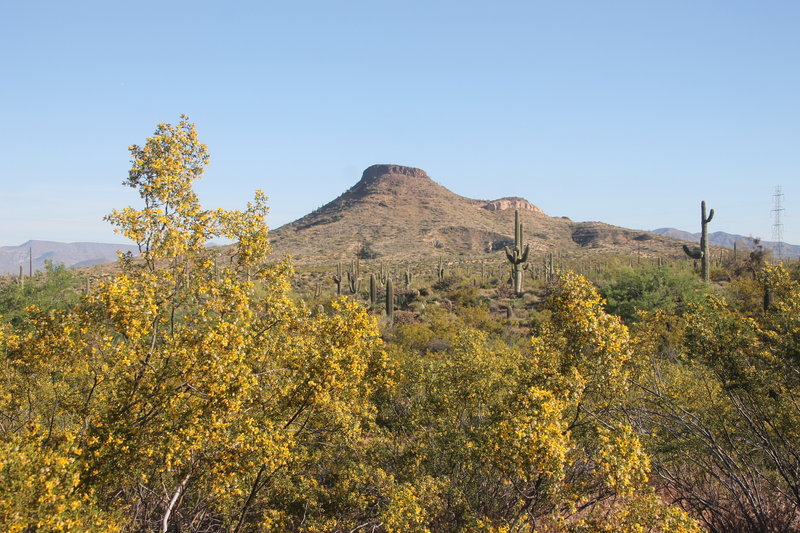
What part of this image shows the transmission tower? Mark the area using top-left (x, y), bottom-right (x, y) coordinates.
top-left (772, 185), bottom-right (784, 259)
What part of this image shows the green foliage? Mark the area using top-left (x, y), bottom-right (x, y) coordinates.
top-left (632, 264), bottom-right (800, 532)
top-left (601, 264), bottom-right (706, 323)
top-left (0, 261), bottom-right (82, 326)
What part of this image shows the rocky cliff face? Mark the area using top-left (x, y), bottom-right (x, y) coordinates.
top-left (482, 197), bottom-right (544, 214)
top-left (359, 164), bottom-right (430, 183)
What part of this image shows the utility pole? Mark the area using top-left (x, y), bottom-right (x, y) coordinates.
top-left (772, 186), bottom-right (784, 260)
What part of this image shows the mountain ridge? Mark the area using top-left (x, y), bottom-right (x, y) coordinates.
top-left (0, 240), bottom-right (139, 275)
top-left (269, 164), bottom-right (680, 264)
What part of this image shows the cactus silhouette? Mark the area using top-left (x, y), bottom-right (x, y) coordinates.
top-left (347, 259), bottom-right (361, 294)
top-left (404, 268), bottom-right (413, 289)
top-left (369, 273), bottom-right (377, 308)
top-left (504, 210), bottom-right (529, 295)
top-left (682, 200), bottom-right (714, 282)
top-left (377, 263), bottom-right (388, 285)
top-left (385, 278), bottom-right (394, 324)
top-left (332, 263), bottom-right (343, 295)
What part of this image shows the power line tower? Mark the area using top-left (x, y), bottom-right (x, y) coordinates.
top-left (772, 185), bottom-right (784, 259)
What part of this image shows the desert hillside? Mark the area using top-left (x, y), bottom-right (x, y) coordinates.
top-left (270, 164), bottom-right (680, 264)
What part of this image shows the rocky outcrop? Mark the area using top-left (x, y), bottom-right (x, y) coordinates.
top-left (571, 223), bottom-right (631, 248)
top-left (359, 164), bottom-right (430, 184)
top-left (482, 197), bottom-right (544, 215)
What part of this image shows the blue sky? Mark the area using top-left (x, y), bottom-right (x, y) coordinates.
top-left (1, 1), bottom-right (798, 247)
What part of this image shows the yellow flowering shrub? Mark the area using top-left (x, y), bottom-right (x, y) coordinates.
top-left (0, 117), bottom-right (707, 531)
top-left (372, 272), bottom-right (698, 532)
top-left (0, 117), bottom-right (386, 532)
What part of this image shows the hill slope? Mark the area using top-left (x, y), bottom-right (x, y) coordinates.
top-left (270, 164), bottom-right (679, 264)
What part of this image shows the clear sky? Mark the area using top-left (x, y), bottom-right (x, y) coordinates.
top-left (1, 1), bottom-right (798, 247)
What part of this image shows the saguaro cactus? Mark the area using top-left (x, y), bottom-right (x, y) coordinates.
top-left (504, 210), bottom-right (529, 295)
top-left (347, 259), bottom-right (361, 295)
top-left (682, 200), bottom-right (714, 282)
top-left (404, 268), bottom-right (413, 289)
top-left (377, 263), bottom-right (388, 285)
top-left (385, 278), bottom-right (394, 324)
top-left (369, 273), bottom-right (377, 308)
top-left (332, 263), bottom-right (343, 295)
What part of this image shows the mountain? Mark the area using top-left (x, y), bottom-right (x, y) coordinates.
top-left (651, 228), bottom-right (800, 259)
top-left (0, 240), bottom-right (139, 275)
top-left (269, 164), bottom-right (682, 264)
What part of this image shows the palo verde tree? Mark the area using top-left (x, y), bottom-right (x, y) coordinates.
top-left (374, 272), bottom-right (700, 532)
top-left (0, 116), bottom-right (387, 532)
top-left (631, 264), bottom-right (800, 532)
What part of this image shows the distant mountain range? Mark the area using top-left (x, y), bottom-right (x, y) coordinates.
top-left (0, 240), bottom-right (139, 275)
top-left (650, 229), bottom-right (800, 259)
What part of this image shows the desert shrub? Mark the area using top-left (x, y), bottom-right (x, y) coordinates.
top-left (0, 260), bottom-right (82, 326)
top-left (601, 264), bottom-right (707, 323)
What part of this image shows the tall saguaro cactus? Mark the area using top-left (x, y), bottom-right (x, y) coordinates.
top-left (504, 210), bottom-right (530, 295)
top-left (682, 200), bottom-right (714, 282)
top-left (404, 268), bottom-right (413, 289)
top-left (377, 263), bottom-right (388, 285)
top-left (369, 273), bottom-right (377, 308)
top-left (385, 278), bottom-right (394, 324)
top-left (347, 259), bottom-right (361, 295)
top-left (332, 263), bottom-right (343, 295)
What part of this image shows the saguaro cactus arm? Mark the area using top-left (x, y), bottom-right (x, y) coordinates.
top-left (703, 201), bottom-right (714, 224)
top-left (683, 244), bottom-right (702, 260)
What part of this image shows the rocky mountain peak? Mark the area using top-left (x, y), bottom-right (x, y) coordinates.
top-left (270, 164), bottom-right (683, 263)
top-left (358, 164), bottom-right (430, 185)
